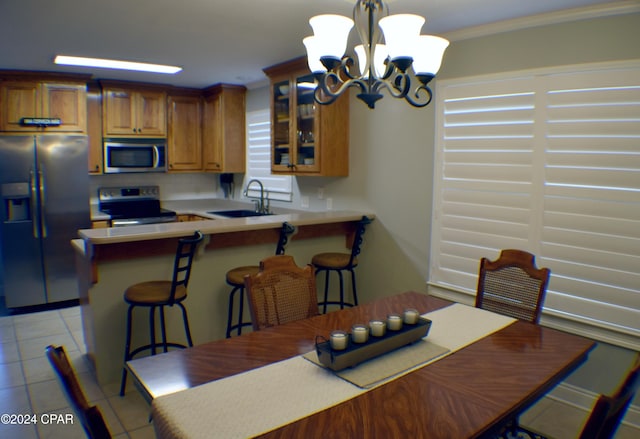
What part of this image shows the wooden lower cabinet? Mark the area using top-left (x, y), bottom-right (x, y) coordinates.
top-left (177, 214), bottom-right (209, 222)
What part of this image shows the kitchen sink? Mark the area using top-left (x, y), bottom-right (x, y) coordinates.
top-left (207, 209), bottom-right (272, 218)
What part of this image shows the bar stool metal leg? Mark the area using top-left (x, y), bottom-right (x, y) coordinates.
top-left (349, 268), bottom-right (358, 306)
top-left (120, 305), bottom-right (135, 396)
top-left (312, 216), bottom-right (371, 314)
top-left (119, 231), bottom-right (203, 397)
top-left (178, 303), bottom-right (193, 347)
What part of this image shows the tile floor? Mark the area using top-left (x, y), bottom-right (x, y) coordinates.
top-left (0, 304), bottom-right (153, 439)
top-left (0, 303), bottom-right (637, 439)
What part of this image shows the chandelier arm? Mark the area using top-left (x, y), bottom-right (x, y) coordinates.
top-left (354, 0), bottom-right (386, 81)
top-left (404, 84), bottom-right (434, 108)
top-left (379, 72), bottom-right (411, 99)
top-left (338, 56), bottom-right (358, 81)
top-left (313, 72), bottom-right (373, 105)
top-left (313, 72), bottom-right (344, 105)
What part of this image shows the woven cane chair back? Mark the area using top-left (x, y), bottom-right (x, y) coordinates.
top-left (245, 255), bottom-right (319, 330)
top-left (476, 249), bottom-right (550, 324)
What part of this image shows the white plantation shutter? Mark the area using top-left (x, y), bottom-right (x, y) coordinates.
top-left (430, 61), bottom-right (640, 350)
top-left (245, 109), bottom-right (292, 202)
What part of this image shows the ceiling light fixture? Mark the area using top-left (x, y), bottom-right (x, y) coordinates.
top-left (54, 55), bottom-right (182, 74)
top-left (303, 0), bottom-right (449, 109)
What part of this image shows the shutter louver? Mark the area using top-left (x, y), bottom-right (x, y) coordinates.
top-left (431, 62), bottom-right (640, 350)
top-left (246, 109), bottom-right (292, 202)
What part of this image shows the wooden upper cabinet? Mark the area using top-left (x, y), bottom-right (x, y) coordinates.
top-left (102, 86), bottom-right (166, 137)
top-left (202, 84), bottom-right (246, 173)
top-left (86, 82), bottom-right (103, 173)
top-left (167, 93), bottom-right (202, 171)
top-left (263, 57), bottom-right (349, 176)
top-left (0, 80), bottom-right (87, 132)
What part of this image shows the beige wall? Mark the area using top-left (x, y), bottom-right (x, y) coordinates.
top-left (248, 11), bottom-right (640, 414)
top-left (254, 12), bottom-right (640, 305)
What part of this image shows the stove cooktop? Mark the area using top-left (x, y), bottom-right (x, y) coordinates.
top-left (98, 186), bottom-right (177, 226)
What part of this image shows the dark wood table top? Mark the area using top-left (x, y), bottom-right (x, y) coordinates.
top-left (127, 291), bottom-right (595, 438)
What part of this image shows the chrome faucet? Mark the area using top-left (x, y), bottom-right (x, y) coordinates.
top-left (243, 179), bottom-right (269, 214)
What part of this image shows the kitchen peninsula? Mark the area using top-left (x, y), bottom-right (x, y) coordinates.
top-left (74, 206), bottom-right (373, 385)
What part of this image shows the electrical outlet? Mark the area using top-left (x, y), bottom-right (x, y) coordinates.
top-left (326, 197), bottom-right (333, 210)
top-left (318, 187), bottom-right (325, 199)
top-left (301, 196), bottom-right (309, 208)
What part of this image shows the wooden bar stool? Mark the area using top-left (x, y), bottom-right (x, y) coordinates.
top-left (119, 231), bottom-right (203, 396)
top-left (225, 222), bottom-right (296, 337)
top-left (312, 216), bottom-right (371, 314)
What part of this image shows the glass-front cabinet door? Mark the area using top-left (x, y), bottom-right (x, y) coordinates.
top-left (294, 73), bottom-right (320, 172)
top-left (265, 56), bottom-right (349, 176)
top-left (272, 79), bottom-right (291, 171)
top-left (271, 74), bottom-right (319, 173)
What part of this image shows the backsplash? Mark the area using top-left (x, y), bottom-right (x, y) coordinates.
top-left (89, 172), bottom-right (222, 204)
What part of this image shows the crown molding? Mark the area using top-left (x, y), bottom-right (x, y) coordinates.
top-left (442, 0), bottom-right (640, 42)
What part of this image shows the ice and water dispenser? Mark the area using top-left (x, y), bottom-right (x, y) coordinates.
top-left (2, 182), bottom-right (31, 222)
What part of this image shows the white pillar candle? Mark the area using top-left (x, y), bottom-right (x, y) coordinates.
top-left (351, 324), bottom-right (369, 343)
top-left (387, 314), bottom-right (403, 331)
top-left (369, 320), bottom-right (386, 337)
top-left (403, 308), bottom-right (420, 325)
top-left (330, 330), bottom-right (349, 350)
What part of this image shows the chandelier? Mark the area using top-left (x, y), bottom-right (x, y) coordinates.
top-left (303, 0), bottom-right (449, 109)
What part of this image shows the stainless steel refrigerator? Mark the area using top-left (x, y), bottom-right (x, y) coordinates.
top-left (0, 135), bottom-right (90, 308)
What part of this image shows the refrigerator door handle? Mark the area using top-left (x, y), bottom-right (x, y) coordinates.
top-left (38, 168), bottom-right (48, 238)
top-left (29, 169), bottom-right (40, 238)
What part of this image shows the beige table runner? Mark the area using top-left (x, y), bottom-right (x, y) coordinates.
top-left (152, 303), bottom-right (516, 439)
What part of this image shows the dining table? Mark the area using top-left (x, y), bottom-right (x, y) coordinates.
top-left (126, 291), bottom-right (595, 439)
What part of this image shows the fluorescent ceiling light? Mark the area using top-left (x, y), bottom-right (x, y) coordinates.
top-left (54, 55), bottom-right (182, 74)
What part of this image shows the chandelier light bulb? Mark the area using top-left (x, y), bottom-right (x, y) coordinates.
top-left (378, 14), bottom-right (425, 61)
top-left (412, 36), bottom-right (450, 76)
top-left (303, 36), bottom-right (327, 73)
top-left (308, 14), bottom-right (354, 60)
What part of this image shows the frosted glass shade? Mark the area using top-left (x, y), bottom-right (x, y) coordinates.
top-left (355, 44), bottom-right (388, 78)
top-left (308, 14), bottom-right (354, 59)
top-left (378, 14), bottom-right (425, 60)
top-left (412, 35), bottom-right (450, 75)
top-left (303, 36), bottom-right (326, 73)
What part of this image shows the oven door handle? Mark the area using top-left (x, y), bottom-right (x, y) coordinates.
top-left (152, 145), bottom-right (160, 168)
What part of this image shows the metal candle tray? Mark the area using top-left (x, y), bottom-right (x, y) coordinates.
top-left (315, 317), bottom-right (432, 371)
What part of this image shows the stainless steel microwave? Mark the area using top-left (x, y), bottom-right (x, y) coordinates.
top-left (103, 139), bottom-right (167, 173)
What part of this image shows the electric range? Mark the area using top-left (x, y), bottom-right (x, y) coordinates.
top-left (98, 186), bottom-right (177, 227)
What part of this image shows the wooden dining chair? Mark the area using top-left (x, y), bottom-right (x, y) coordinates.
top-left (475, 249), bottom-right (550, 324)
top-left (578, 355), bottom-right (640, 439)
top-left (225, 222), bottom-right (297, 337)
top-left (244, 255), bottom-right (319, 330)
top-left (45, 345), bottom-right (112, 439)
top-left (509, 355), bottom-right (640, 439)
